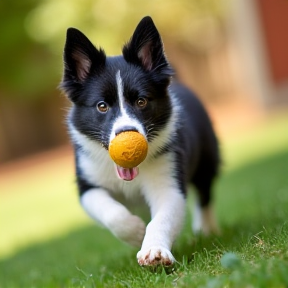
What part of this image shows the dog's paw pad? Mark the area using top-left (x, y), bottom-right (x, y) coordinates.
top-left (137, 246), bottom-right (175, 266)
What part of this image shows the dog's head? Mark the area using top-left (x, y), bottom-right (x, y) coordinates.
top-left (61, 16), bottom-right (175, 180)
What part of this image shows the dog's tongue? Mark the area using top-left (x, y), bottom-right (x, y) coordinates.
top-left (116, 165), bottom-right (139, 181)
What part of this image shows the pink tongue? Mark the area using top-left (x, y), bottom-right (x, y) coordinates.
top-left (116, 165), bottom-right (139, 181)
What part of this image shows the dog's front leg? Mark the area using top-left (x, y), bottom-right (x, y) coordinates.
top-left (81, 188), bottom-right (146, 247)
top-left (137, 186), bottom-right (186, 266)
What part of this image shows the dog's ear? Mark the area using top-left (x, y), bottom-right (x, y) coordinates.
top-left (123, 16), bottom-right (173, 76)
top-left (62, 28), bottom-right (106, 86)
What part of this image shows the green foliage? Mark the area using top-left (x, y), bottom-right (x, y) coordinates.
top-left (25, 0), bottom-right (227, 54)
top-left (0, 0), bottom-right (227, 100)
top-left (0, 0), bottom-right (58, 99)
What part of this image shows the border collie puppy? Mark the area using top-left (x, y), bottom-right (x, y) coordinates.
top-left (60, 16), bottom-right (220, 266)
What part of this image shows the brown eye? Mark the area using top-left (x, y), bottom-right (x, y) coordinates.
top-left (97, 101), bottom-right (109, 113)
top-left (136, 97), bottom-right (147, 108)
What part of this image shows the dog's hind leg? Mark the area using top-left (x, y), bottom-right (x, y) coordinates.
top-left (192, 199), bottom-right (219, 235)
top-left (191, 156), bottom-right (220, 235)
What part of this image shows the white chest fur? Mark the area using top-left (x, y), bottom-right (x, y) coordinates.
top-left (69, 123), bottom-right (146, 197)
top-left (78, 147), bottom-right (143, 198)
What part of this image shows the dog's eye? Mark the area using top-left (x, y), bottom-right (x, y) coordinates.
top-left (97, 101), bottom-right (109, 113)
top-left (136, 97), bottom-right (148, 108)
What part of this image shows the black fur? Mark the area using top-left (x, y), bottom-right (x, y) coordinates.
top-left (170, 82), bottom-right (219, 205)
top-left (61, 16), bottom-right (219, 206)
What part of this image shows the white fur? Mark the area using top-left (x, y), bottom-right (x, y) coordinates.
top-left (69, 85), bottom-right (212, 266)
top-left (192, 201), bottom-right (203, 233)
top-left (115, 70), bottom-right (126, 114)
top-left (109, 71), bottom-right (145, 143)
top-left (81, 188), bottom-right (146, 246)
top-left (69, 121), bottom-right (142, 197)
top-left (192, 202), bottom-right (219, 235)
top-left (146, 90), bottom-right (181, 160)
top-left (137, 153), bottom-right (186, 265)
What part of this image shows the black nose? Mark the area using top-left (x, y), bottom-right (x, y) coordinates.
top-left (115, 126), bottom-right (138, 136)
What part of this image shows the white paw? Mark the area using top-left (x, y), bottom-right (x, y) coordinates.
top-left (137, 246), bottom-right (175, 266)
top-left (111, 214), bottom-right (146, 247)
top-left (192, 204), bottom-right (220, 235)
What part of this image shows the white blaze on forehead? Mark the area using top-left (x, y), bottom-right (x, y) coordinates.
top-left (116, 70), bottom-right (126, 115)
top-left (109, 70), bottom-right (145, 143)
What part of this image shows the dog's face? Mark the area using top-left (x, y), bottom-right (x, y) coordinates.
top-left (61, 17), bottom-right (174, 179)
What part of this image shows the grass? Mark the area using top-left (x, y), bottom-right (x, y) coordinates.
top-left (1, 111), bottom-right (288, 287)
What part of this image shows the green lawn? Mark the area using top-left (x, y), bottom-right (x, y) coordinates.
top-left (1, 111), bottom-right (288, 288)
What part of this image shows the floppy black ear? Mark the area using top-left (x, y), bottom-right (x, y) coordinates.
top-left (122, 16), bottom-right (173, 76)
top-left (61, 28), bottom-right (106, 89)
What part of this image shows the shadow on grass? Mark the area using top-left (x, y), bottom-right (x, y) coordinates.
top-left (1, 149), bottom-right (288, 287)
top-left (0, 225), bottom-right (138, 287)
top-left (175, 149), bottom-right (288, 260)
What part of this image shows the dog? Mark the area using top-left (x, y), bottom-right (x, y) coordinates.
top-left (60, 16), bottom-right (220, 266)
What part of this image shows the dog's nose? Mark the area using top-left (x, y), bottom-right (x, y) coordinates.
top-left (115, 126), bottom-right (138, 136)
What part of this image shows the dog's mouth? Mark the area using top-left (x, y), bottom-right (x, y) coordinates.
top-left (116, 165), bottom-right (139, 181)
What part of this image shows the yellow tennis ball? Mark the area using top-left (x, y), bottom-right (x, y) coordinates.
top-left (109, 131), bottom-right (148, 168)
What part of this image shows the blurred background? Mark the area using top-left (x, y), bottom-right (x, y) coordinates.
top-left (1, 0), bottom-right (288, 261)
top-left (0, 0), bottom-right (287, 163)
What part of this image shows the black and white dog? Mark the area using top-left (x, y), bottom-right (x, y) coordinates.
top-left (60, 16), bottom-right (220, 266)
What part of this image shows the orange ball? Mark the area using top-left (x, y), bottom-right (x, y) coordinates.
top-left (109, 131), bottom-right (148, 168)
